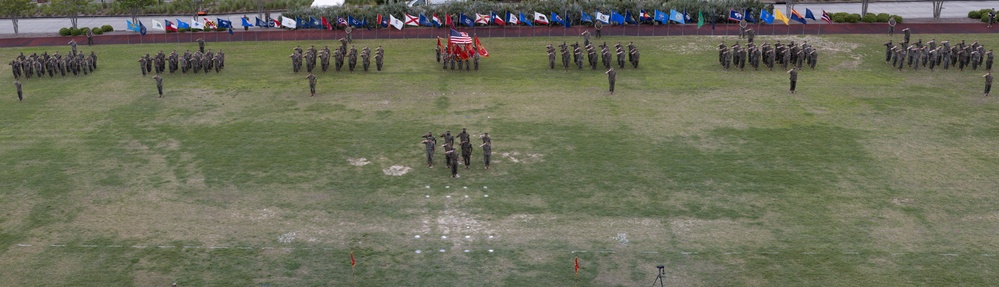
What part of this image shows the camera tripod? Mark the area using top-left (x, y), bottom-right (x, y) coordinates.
top-left (651, 265), bottom-right (665, 287)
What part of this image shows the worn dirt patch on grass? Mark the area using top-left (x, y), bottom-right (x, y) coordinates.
top-left (383, 165), bottom-right (411, 176)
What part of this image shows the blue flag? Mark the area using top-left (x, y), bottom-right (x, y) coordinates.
top-left (217, 18), bottom-right (232, 29)
top-left (362, 18), bottom-right (369, 30)
top-left (228, 27), bottom-right (233, 34)
top-left (760, 10), bottom-right (774, 24)
top-left (684, 10), bottom-right (694, 23)
top-left (639, 10), bottom-right (652, 22)
top-left (348, 16), bottom-right (362, 27)
top-left (139, 21), bottom-right (147, 35)
top-left (654, 10), bottom-right (668, 24)
top-left (728, 10), bottom-right (744, 22)
top-left (805, 8), bottom-right (817, 20)
top-left (241, 17), bottom-right (252, 27)
top-left (610, 11), bottom-right (625, 25)
top-left (625, 11), bottom-right (638, 24)
top-left (176, 19), bottom-right (190, 29)
top-left (744, 9), bottom-right (756, 23)
top-left (459, 13), bottom-right (474, 27)
top-left (380, 15), bottom-right (389, 28)
top-left (669, 10), bottom-right (685, 24)
top-left (126, 20), bottom-right (137, 32)
top-left (551, 12), bottom-right (564, 25)
top-left (519, 12), bottom-right (532, 27)
top-left (310, 17), bottom-right (321, 28)
top-left (790, 9), bottom-right (808, 24)
top-left (419, 14), bottom-right (432, 27)
top-left (255, 17), bottom-right (265, 27)
top-left (581, 10), bottom-right (593, 23)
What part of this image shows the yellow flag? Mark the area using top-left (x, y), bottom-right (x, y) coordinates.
top-left (773, 8), bottom-right (790, 25)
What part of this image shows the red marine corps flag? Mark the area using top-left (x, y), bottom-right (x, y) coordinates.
top-left (574, 257), bottom-right (580, 274)
top-left (474, 35), bottom-right (489, 58)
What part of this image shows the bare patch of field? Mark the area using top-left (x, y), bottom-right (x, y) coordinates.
top-left (670, 218), bottom-right (774, 249)
top-left (383, 165), bottom-right (411, 176)
top-left (348, 157), bottom-right (370, 166)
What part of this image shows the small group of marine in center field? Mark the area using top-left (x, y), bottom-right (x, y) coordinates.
top-left (292, 40), bottom-right (384, 74)
top-left (547, 38), bottom-right (639, 71)
top-left (883, 38), bottom-right (993, 72)
top-left (138, 49), bottom-right (225, 76)
top-left (421, 129), bottom-right (492, 178)
top-left (718, 40), bottom-right (818, 71)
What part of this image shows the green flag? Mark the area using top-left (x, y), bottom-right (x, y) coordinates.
top-left (697, 11), bottom-right (705, 28)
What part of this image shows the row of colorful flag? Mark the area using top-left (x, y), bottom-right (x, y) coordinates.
top-left (124, 8), bottom-right (836, 35)
top-left (729, 8), bottom-right (833, 25)
top-left (125, 18), bottom-right (237, 35)
top-left (277, 9), bottom-right (835, 31)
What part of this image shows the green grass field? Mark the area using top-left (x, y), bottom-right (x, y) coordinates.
top-left (1, 33), bottom-right (998, 286)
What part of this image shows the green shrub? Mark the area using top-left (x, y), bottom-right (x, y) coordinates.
top-left (845, 13), bottom-right (861, 23)
top-left (876, 13), bottom-right (890, 22)
top-left (861, 14), bottom-right (878, 23)
top-left (982, 13), bottom-right (991, 22)
top-left (969, 10), bottom-right (982, 19)
top-left (93, 28), bottom-right (104, 35)
top-left (70, 27), bottom-right (82, 36)
top-left (59, 27), bottom-right (71, 36)
top-left (101, 24), bottom-right (114, 32)
top-left (891, 15), bottom-right (903, 23)
top-left (831, 14), bottom-right (845, 23)
top-left (80, 27), bottom-right (90, 34)
top-left (179, 27), bottom-right (189, 33)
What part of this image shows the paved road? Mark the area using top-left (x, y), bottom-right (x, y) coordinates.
top-left (1, 1), bottom-right (998, 35)
top-left (0, 12), bottom-right (283, 36)
top-left (792, 1), bottom-right (998, 20)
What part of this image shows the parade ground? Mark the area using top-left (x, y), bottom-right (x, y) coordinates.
top-left (1, 31), bottom-right (999, 286)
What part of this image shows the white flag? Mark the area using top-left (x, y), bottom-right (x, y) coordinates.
top-left (281, 16), bottom-right (297, 29)
top-left (192, 18), bottom-right (204, 30)
top-left (534, 12), bottom-right (549, 24)
top-left (596, 12), bottom-right (610, 24)
top-left (390, 15), bottom-right (404, 30)
top-left (151, 19), bottom-right (165, 31)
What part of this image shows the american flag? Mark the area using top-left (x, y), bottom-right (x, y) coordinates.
top-left (449, 28), bottom-right (472, 44)
top-left (820, 10), bottom-right (832, 24)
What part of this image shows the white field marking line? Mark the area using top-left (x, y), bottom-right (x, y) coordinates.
top-left (802, 252), bottom-right (818, 255)
top-left (50, 244), bottom-right (66, 247)
top-left (80, 245), bottom-right (98, 248)
top-left (571, 250), bottom-right (588, 253)
top-left (843, 252), bottom-right (860, 255)
top-left (941, 253), bottom-right (959, 256)
top-left (641, 251), bottom-right (659, 254)
top-left (598, 250), bottom-right (615, 253)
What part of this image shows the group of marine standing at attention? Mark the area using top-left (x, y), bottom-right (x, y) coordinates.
top-left (421, 128), bottom-right (492, 178)
top-left (717, 31), bottom-right (817, 94)
top-left (9, 40), bottom-right (99, 101)
top-left (295, 38), bottom-right (384, 97)
top-left (883, 28), bottom-right (993, 96)
top-left (545, 30), bottom-right (636, 95)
